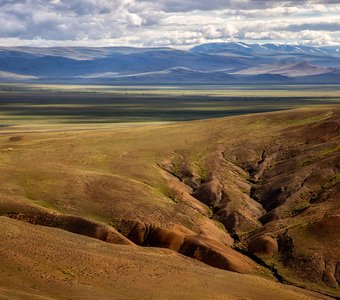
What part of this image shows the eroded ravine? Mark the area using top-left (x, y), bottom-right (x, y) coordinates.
top-left (156, 122), bottom-right (340, 298)
top-left (157, 150), bottom-right (287, 284)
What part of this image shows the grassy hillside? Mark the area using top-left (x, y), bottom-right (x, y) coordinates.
top-left (0, 105), bottom-right (339, 298)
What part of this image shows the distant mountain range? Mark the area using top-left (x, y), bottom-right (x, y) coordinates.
top-left (0, 42), bottom-right (339, 84)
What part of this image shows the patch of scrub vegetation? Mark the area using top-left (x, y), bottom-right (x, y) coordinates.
top-left (169, 158), bottom-right (184, 180)
top-left (319, 144), bottom-right (340, 157)
top-left (299, 145), bottom-right (338, 168)
top-left (212, 219), bottom-right (227, 232)
top-left (291, 201), bottom-right (311, 216)
top-left (61, 269), bottom-right (76, 280)
top-left (286, 114), bottom-right (329, 126)
top-left (320, 173), bottom-right (340, 191)
top-left (163, 186), bottom-right (181, 204)
top-left (240, 187), bottom-right (249, 194)
top-left (31, 198), bottom-right (59, 211)
top-left (300, 158), bottom-right (314, 167)
top-left (330, 173), bottom-right (340, 181)
top-left (198, 167), bottom-right (210, 182)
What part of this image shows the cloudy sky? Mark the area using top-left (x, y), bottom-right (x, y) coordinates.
top-left (1, 0), bottom-right (340, 47)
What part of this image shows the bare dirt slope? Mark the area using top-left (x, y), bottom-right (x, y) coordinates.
top-left (0, 217), bottom-right (331, 300)
top-left (0, 106), bottom-right (339, 298)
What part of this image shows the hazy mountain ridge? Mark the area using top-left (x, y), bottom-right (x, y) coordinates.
top-left (190, 42), bottom-right (339, 56)
top-left (0, 42), bottom-right (339, 84)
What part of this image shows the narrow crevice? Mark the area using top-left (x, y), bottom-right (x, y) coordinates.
top-left (249, 185), bottom-right (259, 201)
top-left (221, 151), bottom-right (269, 216)
top-left (219, 154), bottom-right (293, 285)
top-left (229, 229), bottom-right (240, 243)
top-left (157, 162), bottom-right (183, 182)
top-left (257, 150), bottom-right (266, 165)
top-left (232, 245), bottom-right (288, 284)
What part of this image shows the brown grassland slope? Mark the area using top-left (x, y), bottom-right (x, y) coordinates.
top-left (1, 216), bottom-right (329, 300)
top-left (0, 105), bottom-right (339, 299)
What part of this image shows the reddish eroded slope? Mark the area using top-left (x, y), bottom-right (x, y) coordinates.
top-left (157, 107), bottom-right (339, 296)
top-left (220, 108), bottom-right (340, 296)
top-left (1, 216), bottom-right (331, 300)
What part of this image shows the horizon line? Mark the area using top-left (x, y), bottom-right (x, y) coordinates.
top-left (1, 41), bottom-right (340, 49)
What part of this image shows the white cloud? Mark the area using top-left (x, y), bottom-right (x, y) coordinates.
top-left (0, 0), bottom-right (339, 47)
top-left (243, 30), bottom-right (340, 45)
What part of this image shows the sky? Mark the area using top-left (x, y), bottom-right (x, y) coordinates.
top-left (1, 0), bottom-right (340, 48)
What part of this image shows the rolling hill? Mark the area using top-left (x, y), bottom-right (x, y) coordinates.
top-left (0, 106), bottom-right (339, 298)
